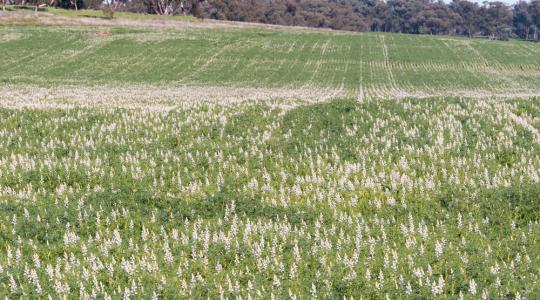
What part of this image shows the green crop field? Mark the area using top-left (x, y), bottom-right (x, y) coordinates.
top-left (2, 25), bottom-right (540, 96)
top-left (1, 18), bottom-right (540, 299)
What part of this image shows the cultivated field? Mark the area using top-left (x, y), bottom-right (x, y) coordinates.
top-left (2, 25), bottom-right (540, 99)
top-left (1, 18), bottom-right (540, 299)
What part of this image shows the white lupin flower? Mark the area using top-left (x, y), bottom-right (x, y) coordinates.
top-left (469, 279), bottom-right (477, 295)
top-left (311, 283), bottom-right (317, 299)
top-left (406, 282), bottom-right (412, 295)
top-left (8, 273), bottom-right (17, 293)
top-left (435, 240), bottom-right (443, 260)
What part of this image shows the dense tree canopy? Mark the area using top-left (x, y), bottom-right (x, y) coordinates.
top-left (9, 0), bottom-right (540, 40)
top-left (195, 0), bottom-right (540, 40)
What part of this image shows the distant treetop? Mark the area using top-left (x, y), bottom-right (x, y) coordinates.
top-left (21, 0), bottom-right (540, 40)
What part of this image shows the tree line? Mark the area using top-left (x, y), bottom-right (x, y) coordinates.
top-left (5, 0), bottom-right (540, 40)
top-left (199, 0), bottom-right (539, 40)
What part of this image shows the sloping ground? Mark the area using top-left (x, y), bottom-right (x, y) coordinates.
top-left (0, 97), bottom-right (539, 298)
top-left (1, 18), bottom-right (540, 299)
top-left (1, 24), bottom-right (540, 101)
top-left (0, 10), bottom-right (344, 32)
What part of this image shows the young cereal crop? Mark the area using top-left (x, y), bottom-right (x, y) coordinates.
top-left (2, 26), bottom-right (540, 98)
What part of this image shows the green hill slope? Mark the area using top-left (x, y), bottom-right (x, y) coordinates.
top-left (2, 25), bottom-right (540, 98)
top-left (1, 21), bottom-right (540, 299)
